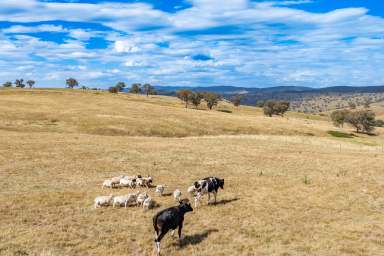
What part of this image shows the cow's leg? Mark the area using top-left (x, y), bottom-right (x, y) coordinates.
top-left (155, 229), bottom-right (168, 256)
top-left (178, 223), bottom-right (183, 245)
top-left (213, 191), bottom-right (217, 204)
top-left (207, 192), bottom-right (210, 204)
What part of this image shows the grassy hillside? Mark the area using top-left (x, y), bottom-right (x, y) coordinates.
top-left (1, 88), bottom-right (384, 256)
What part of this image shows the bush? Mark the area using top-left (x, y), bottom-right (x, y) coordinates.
top-left (189, 92), bottom-right (203, 108)
top-left (345, 110), bottom-right (376, 133)
top-left (330, 109), bottom-right (350, 127)
top-left (263, 100), bottom-right (290, 117)
top-left (176, 90), bottom-right (192, 108)
top-left (108, 86), bottom-right (119, 93)
top-left (2, 81), bottom-right (12, 87)
top-left (203, 92), bottom-right (221, 110)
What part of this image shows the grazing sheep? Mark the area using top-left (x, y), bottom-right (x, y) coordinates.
top-left (155, 185), bottom-right (165, 196)
top-left (136, 178), bottom-right (144, 187)
top-left (136, 192), bottom-right (149, 207)
top-left (187, 185), bottom-right (196, 195)
top-left (173, 189), bottom-right (182, 202)
top-left (143, 197), bottom-right (153, 210)
top-left (110, 176), bottom-right (122, 187)
top-left (119, 178), bottom-right (136, 188)
top-left (112, 192), bottom-right (140, 208)
top-left (137, 176), bottom-right (152, 188)
top-left (102, 179), bottom-right (114, 189)
top-left (153, 199), bottom-right (193, 255)
top-left (94, 194), bottom-right (113, 208)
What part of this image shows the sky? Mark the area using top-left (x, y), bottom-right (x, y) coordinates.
top-left (0, 0), bottom-right (383, 88)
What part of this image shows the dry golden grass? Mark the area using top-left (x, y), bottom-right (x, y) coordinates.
top-left (1, 88), bottom-right (384, 256)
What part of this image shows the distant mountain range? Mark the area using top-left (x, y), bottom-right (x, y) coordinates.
top-left (155, 85), bottom-right (384, 105)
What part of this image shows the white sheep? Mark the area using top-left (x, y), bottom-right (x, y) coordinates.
top-left (155, 185), bottom-right (165, 196)
top-left (187, 185), bottom-right (196, 195)
top-left (173, 189), bottom-right (182, 202)
top-left (136, 192), bottom-right (149, 206)
top-left (143, 197), bottom-right (153, 210)
top-left (119, 178), bottom-right (136, 188)
top-left (102, 179), bottom-right (114, 189)
top-left (110, 176), bottom-right (121, 187)
top-left (94, 194), bottom-right (114, 208)
top-left (136, 178), bottom-right (144, 187)
top-left (112, 192), bottom-right (140, 208)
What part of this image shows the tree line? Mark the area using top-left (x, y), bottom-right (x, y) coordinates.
top-left (2, 79), bottom-right (35, 88)
top-left (330, 109), bottom-right (384, 134)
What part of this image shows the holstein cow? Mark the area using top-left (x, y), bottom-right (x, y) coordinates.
top-left (193, 176), bottom-right (224, 206)
top-left (153, 199), bottom-right (193, 255)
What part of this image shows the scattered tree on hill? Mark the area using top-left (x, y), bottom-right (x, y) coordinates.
top-left (143, 83), bottom-right (156, 96)
top-left (15, 79), bottom-right (25, 88)
top-left (115, 82), bottom-right (126, 92)
top-left (130, 83), bottom-right (142, 94)
top-left (363, 98), bottom-right (371, 108)
top-left (330, 109), bottom-right (350, 128)
top-left (176, 90), bottom-right (192, 108)
top-left (203, 92), bottom-right (221, 110)
top-left (108, 86), bottom-right (119, 93)
top-left (189, 92), bottom-right (203, 108)
top-left (66, 78), bottom-right (78, 88)
top-left (263, 100), bottom-right (290, 117)
top-left (2, 81), bottom-right (12, 87)
top-left (26, 80), bottom-right (35, 88)
top-left (231, 95), bottom-right (242, 107)
top-left (345, 110), bottom-right (376, 133)
top-left (348, 101), bottom-right (356, 109)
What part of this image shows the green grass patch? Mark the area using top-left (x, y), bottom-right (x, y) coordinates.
top-left (327, 130), bottom-right (354, 138)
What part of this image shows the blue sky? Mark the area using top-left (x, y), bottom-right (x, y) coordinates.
top-left (0, 0), bottom-right (383, 88)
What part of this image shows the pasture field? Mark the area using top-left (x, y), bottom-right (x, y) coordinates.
top-left (1, 89), bottom-right (384, 256)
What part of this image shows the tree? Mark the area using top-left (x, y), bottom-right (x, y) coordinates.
top-left (363, 98), bottom-right (371, 108)
top-left (108, 86), bottom-right (119, 93)
top-left (263, 100), bottom-right (290, 117)
top-left (203, 92), bottom-right (221, 110)
top-left (26, 80), bottom-right (35, 88)
top-left (81, 86), bottom-right (88, 90)
top-left (66, 78), bottom-right (78, 88)
top-left (189, 92), bottom-right (203, 108)
top-left (115, 82), bottom-right (126, 92)
top-left (2, 81), bottom-right (12, 87)
top-left (176, 90), bottom-right (192, 108)
top-left (130, 83), bottom-right (141, 94)
top-left (231, 95), bottom-right (242, 107)
top-left (330, 109), bottom-right (350, 127)
top-left (255, 100), bottom-right (265, 108)
top-left (346, 110), bottom-right (376, 133)
top-left (15, 79), bottom-right (25, 88)
top-left (143, 83), bottom-right (156, 96)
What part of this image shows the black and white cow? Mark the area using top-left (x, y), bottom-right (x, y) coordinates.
top-left (153, 199), bottom-right (193, 255)
top-left (193, 176), bottom-right (224, 206)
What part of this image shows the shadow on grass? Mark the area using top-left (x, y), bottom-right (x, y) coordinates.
top-left (211, 197), bottom-right (239, 206)
top-left (161, 192), bottom-right (173, 197)
top-left (179, 229), bottom-right (219, 247)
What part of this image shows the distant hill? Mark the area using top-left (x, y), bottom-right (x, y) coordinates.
top-left (155, 85), bottom-right (384, 111)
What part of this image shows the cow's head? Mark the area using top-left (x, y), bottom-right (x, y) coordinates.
top-left (179, 199), bottom-right (193, 212)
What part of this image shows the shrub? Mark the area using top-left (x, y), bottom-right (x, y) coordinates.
top-left (231, 95), bottom-right (242, 107)
top-left (66, 78), bottom-right (78, 88)
top-left (108, 86), bottom-right (119, 93)
top-left (345, 110), bottom-right (376, 133)
top-left (189, 92), bottom-right (203, 108)
top-left (263, 100), bottom-right (290, 117)
top-left (330, 109), bottom-right (350, 127)
top-left (203, 92), bottom-right (221, 110)
top-left (143, 83), bottom-right (156, 96)
top-left (176, 90), bottom-right (192, 108)
top-left (255, 100), bottom-right (265, 108)
top-left (130, 83), bottom-right (141, 94)
top-left (2, 81), bottom-right (12, 87)
top-left (115, 82), bottom-right (126, 92)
